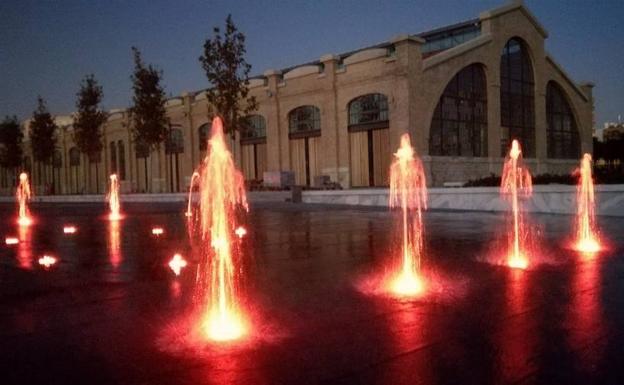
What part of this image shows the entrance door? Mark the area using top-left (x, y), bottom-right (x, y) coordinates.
top-left (290, 136), bottom-right (320, 186)
top-left (349, 128), bottom-right (390, 187)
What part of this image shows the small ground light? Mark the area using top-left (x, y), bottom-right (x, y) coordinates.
top-left (5, 237), bottom-right (19, 245)
top-left (63, 225), bottom-right (77, 234)
top-left (38, 255), bottom-right (57, 268)
top-left (235, 226), bottom-right (247, 238)
top-left (168, 253), bottom-right (187, 276)
top-left (151, 227), bottom-right (164, 236)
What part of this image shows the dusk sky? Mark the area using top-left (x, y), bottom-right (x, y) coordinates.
top-left (1, 0), bottom-right (622, 130)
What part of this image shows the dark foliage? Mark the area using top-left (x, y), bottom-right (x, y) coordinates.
top-left (0, 115), bottom-right (24, 169)
top-left (29, 97), bottom-right (57, 163)
top-left (73, 74), bottom-right (107, 162)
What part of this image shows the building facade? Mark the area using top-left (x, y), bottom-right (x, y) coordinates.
top-left (10, 1), bottom-right (594, 194)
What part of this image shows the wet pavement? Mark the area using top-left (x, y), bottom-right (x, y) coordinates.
top-left (0, 201), bottom-right (623, 385)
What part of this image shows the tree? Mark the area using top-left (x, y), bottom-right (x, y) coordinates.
top-left (29, 97), bottom-right (57, 191)
top-left (129, 46), bottom-right (169, 192)
top-left (73, 74), bottom-right (107, 193)
top-left (0, 116), bottom-right (24, 186)
top-left (199, 15), bottom-right (257, 137)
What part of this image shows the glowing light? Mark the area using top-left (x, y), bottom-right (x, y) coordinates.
top-left (234, 226), bottom-right (247, 238)
top-left (107, 174), bottom-right (122, 221)
top-left (16, 172), bottom-right (32, 227)
top-left (388, 133), bottom-right (427, 297)
top-left (38, 255), bottom-right (57, 268)
top-left (108, 219), bottom-right (122, 268)
top-left (5, 237), bottom-right (19, 245)
top-left (192, 116), bottom-right (250, 342)
top-left (203, 309), bottom-right (246, 342)
top-left (500, 140), bottom-right (532, 269)
top-left (151, 227), bottom-right (164, 236)
top-left (168, 253), bottom-right (188, 276)
top-left (573, 154), bottom-right (602, 253)
top-left (63, 225), bottom-right (77, 234)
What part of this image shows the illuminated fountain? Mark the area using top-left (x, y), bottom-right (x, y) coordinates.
top-left (16, 172), bottom-right (32, 226)
top-left (186, 171), bottom-right (200, 217)
top-left (500, 140), bottom-right (533, 269)
top-left (573, 154), bottom-right (601, 253)
top-left (191, 116), bottom-right (249, 342)
top-left (388, 133), bottom-right (427, 296)
top-left (169, 253), bottom-right (188, 276)
top-left (107, 174), bottom-right (122, 221)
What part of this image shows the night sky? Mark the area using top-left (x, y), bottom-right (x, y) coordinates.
top-left (1, 0), bottom-right (622, 130)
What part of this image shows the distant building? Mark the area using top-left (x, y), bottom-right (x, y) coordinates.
top-left (11, 1), bottom-right (594, 194)
top-left (603, 121), bottom-right (624, 141)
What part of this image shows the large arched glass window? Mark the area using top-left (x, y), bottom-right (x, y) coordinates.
top-left (429, 64), bottom-right (487, 156)
top-left (348, 93), bottom-right (389, 130)
top-left (166, 127), bottom-right (184, 154)
top-left (500, 38), bottom-right (535, 156)
top-left (117, 140), bottom-right (126, 180)
top-left (288, 106), bottom-right (321, 138)
top-left (546, 82), bottom-right (580, 159)
top-left (198, 123), bottom-right (210, 151)
top-left (69, 147), bottom-right (80, 166)
top-left (109, 141), bottom-right (117, 173)
top-left (241, 115), bottom-right (266, 141)
top-left (53, 150), bottom-right (62, 168)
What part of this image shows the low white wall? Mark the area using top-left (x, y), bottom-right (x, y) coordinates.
top-left (302, 185), bottom-right (624, 217)
top-left (0, 191), bottom-right (291, 204)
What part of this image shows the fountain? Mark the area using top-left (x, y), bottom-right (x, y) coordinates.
top-left (107, 174), bottom-right (122, 221)
top-left (186, 171), bottom-right (200, 217)
top-left (573, 153), bottom-right (601, 253)
top-left (500, 140), bottom-right (533, 269)
top-left (191, 116), bottom-right (249, 342)
top-left (388, 133), bottom-right (427, 296)
top-left (169, 253), bottom-right (188, 276)
top-left (16, 172), bottom-right (32, 226)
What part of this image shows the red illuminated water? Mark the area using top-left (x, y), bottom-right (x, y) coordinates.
top-left (500, 140), bottom-right (532, 269)
top-left (16, 172), bottom-right (32, 226)
top-left (108, 174), bottom-right (122, 221)
top-left (192, 116), bottom-right (249, 342)
top-left (388, 133), bottom-right (427, 296)
top-left (574, 154), bottom-right (601, 253)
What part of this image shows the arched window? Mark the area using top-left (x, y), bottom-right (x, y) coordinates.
top-left (288, 106), bottom-right (321, 138)
top-left (166, 127), bottom-right (184, 154)
top-left (429, 64), bottom-right (487, 156)
top-left (110, 141), bottom-right (117, 173)
top-left (348, 93), bottom-right (389, 130)
top-left (23, 156), bottom-right (32, 172)
top-left (69, 147), bottom-right (80, 166)
top-left (53, 150), bottom-right (62, 168)
top-left (241, 115), bottom-right (266, 141)
top-left (198, 123), bottom-right (210, 151)
top-left (500, 38), bottom-right (535, 156)
top-left (117, 140), bottom-right (126, 180)
top-left (547, 82), bottom-right (580, 159)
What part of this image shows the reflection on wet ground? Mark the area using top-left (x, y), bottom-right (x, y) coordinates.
top-left (0, 202), bottom-right (623, 385)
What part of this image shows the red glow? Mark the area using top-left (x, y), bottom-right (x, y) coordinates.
top-left (388, 133), bottom-right (427, 297)
top-left (17, 224), bottom-right (32, 269)
top-left (38, 255), bottom-right (57, 268)
top-left (186, 171), bottom-right (200, 217)
top-left (168, 253), bottom-right (188, 276)
top-left (16, 172), bottom-right (32, 227)
top-left (573, 154), bottom-right (602, 253)
top-left (151, 227), bottom-right (164, 236)
top-left (108, 219), bottom-right (122, 268)
top-left (63, 225), bottom-right (77, 234)
top-left (107, 174), bottom-right (122, 221)
top-left (5, 237), bottom-right (19, 245)
top-left (192, 117), bottom-right (250, 342)
top-left (500, 140), bottom-right (533, 269)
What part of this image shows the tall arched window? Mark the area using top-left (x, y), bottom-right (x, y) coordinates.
top-left (69, 147), bottom-right (80, 166)
top-left (166, 127), bottom-right (184, 154)
top-left (109, 141), bottom-right (117, 173)
top-left (288, 106), bottom-right (321, 138)
top-left (546, 82), bottom-right (580, 159)
top-left (242, 115), bottom-right (266, 141)
top-left (117, 140), bottom-right (126, 180)
top-left (500, 38), bottom-right (535, 156)
top-left (348, 93), bottom-right (389, 129)
top-left (429, 64), bottom-right (487, 156)
top-left (53, 150), bottom-right (62, 168)
top-left (198, 123), bottom-right (210, 151)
